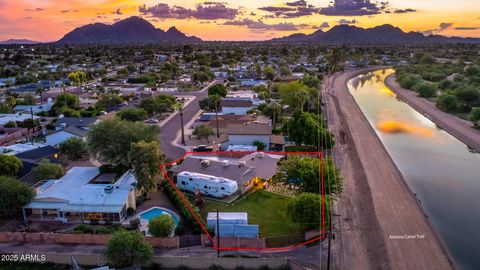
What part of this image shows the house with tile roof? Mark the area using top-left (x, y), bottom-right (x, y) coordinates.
top-left (169, 152), bottom-right (283, 195)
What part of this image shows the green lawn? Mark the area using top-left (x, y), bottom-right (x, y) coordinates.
top-left (200, 190), bottom-right (300, 237)
top-left (284, 145), bottom-right (318, 152)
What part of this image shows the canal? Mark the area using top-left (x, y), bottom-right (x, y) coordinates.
top-left (348, 69), bottom-right (480, 270)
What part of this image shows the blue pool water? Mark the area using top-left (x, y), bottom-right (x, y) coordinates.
top-left (139, 208), bottom-right (179, 225)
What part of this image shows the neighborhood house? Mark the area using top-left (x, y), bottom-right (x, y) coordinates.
top-left (23, 167), bottom-right (137, 224)
top-left (170, 152), bottom-right (282, 196)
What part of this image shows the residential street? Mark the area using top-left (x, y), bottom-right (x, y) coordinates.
top-left (158, 80), bottom-right (217, 160)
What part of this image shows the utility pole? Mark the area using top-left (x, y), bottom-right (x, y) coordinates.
top-left (215, 101), bottom-right (219, 138)
top-left (30, 107), bottom-right (34, 145)
top-left (216, 208), bottom-right (220, 258)
top-left (180, 105), bottom-right (185, 145)
top-left (327, 231), bottom-right (332, 269)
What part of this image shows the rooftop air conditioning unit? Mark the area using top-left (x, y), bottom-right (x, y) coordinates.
top-left (104, 185), bottom-right (114, 194)
top-left (222, 160), bottom-right (229, 167)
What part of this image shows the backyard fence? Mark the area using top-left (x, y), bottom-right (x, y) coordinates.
top-left (39, 253), bottom-right (300, 269)
top-left (0, 232), bottom-right (179, 248)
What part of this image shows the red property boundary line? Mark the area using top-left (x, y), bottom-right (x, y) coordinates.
top-left (159, 150), bottom-right (325, 252)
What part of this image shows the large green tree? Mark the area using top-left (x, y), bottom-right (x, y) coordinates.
top-left (87, 119), bottom-right (159, 168)
top-left (286, 193), bottom-right (326, 230)
top-left (278, 156), bottom-right (342, 195)
top-left (139, 94), bottom-right (177, 116)
top-left (104, 230), bottom-right (153, 268)
top-left (128, 140), bottom-right (164, 193)
top-left (33, 159), bottom-right (64, 181)
top-left (59, 137), bottom-right (89, 161)
top-left (286, 111), bottom-right (334, 149)
top-left (117, 107), bottom-right (147, 122)
top-left (207, 84), bottom-right (227, 97)
top-left (193, 125), bottom-right (214, 143)
top-left (53, 93), bottom-right (80, 112)
top-left (0, 155), bottom-right (23, 177)
top-left (95, 94), bottom-right (123, 111)
top-left (279, 81), bottom-right (316, 111)
top-left (0, 176), bottom-right (34, 218)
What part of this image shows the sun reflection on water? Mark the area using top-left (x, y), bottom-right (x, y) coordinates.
top-left (377, 120), bottom-right (434, 137)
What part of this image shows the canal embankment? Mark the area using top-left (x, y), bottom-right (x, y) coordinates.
top-left (385, 74), bottom-right (480, 153)
top-left (326, 68), bottom-right (455, 270)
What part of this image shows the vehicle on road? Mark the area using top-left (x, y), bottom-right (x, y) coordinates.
top-left (193, 145), bottom-right (213, 152)
top-left (144, 119), bottom-right (159, 124)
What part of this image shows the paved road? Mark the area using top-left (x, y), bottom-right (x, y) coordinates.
top-left (325, 68), bottom-right (455, 270)
top-left (158, 81), bottom-right (217, 160)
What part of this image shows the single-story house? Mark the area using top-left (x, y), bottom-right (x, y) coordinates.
top-left (46, 117), bottom-right (97, 146)
top-left (23, 167), bottom-right (137, 224)
top-left (0, 77), bottom-right (16, 86)
top-left (0, 113), bottom-right (41, 127)
top-left (14, 99), bottom-right (53, 114)
top-left (46, 125), bottom-right (88, 146)
top-left (238, 79), bottom-right (268, 88)
top-left (221, 98), bottom-right (253, 115)
top-left (204, 115), bottom-right (269, 135)
top-left (223, 123), bottom-right (285, 151)
top-left (169, 152), bottom-right (282, 194)
top-left (55, 117), bottom-right (97, 131)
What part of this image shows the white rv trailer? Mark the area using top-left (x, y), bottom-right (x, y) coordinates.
top-left (176, 171), bottom-right (238, 198)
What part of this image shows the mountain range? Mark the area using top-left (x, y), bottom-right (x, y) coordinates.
top-left (0, 39), bottom-right (40, 45)
top-left (56, 16), bottom-right (202, 44)
top-left (270, 24), bottom-right (480, 44)
top-left (2, 18), bottom-right (480, 45)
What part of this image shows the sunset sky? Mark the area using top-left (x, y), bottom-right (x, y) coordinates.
top-left (0, 0), bottom-right (479, 42)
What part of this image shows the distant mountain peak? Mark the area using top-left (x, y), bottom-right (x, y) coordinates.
top-left (270, 24), bottom-right (480, 44)
top-left (56, 16), bottom-right (201, 44)
top-left (0, 39), bottom-right (40, 45)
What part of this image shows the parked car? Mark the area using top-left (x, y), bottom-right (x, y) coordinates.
top-left (144, 119), bottom-right (159, 124)
top-left (193, 145), bottom-right (213, 152)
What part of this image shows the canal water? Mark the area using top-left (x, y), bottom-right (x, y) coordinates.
top-left (347, 69), bottom-right (480, 270)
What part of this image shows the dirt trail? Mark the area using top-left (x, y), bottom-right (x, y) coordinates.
top-left (385, 74), bottom-right (480, 153)
top-left (326, 68), bottom-right (455, 270)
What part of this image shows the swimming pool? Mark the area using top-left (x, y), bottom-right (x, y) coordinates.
top-left (139, 207), bottom-right (180, 226)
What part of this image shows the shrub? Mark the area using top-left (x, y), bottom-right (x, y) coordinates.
top-left (127, 207), bottom-right (135, 216)
top-left (162, 181), bottom-right (205, 234)
top-left (253, 140), bottom-right (265, 151)
top-left (33, 159), bottom-right (64, 181)
top-left (175, 221), bottom-right (185, 235)
top-left (104, 230), bottom-right (153, 268)
top-left (148, 215), bottom-right (175, 237)
top-left (130, 218), bottom-right (141, 230)
top-left (74, 224), bottom-right (94, 234)
top-left (208, 265), bottom-right (225, 270)
top-left (96, 227), bottom-right (112, 235)
top-left (413, 82), bottom-right (437, 98)
top-left (436, 94), bottom-right (460, 112)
